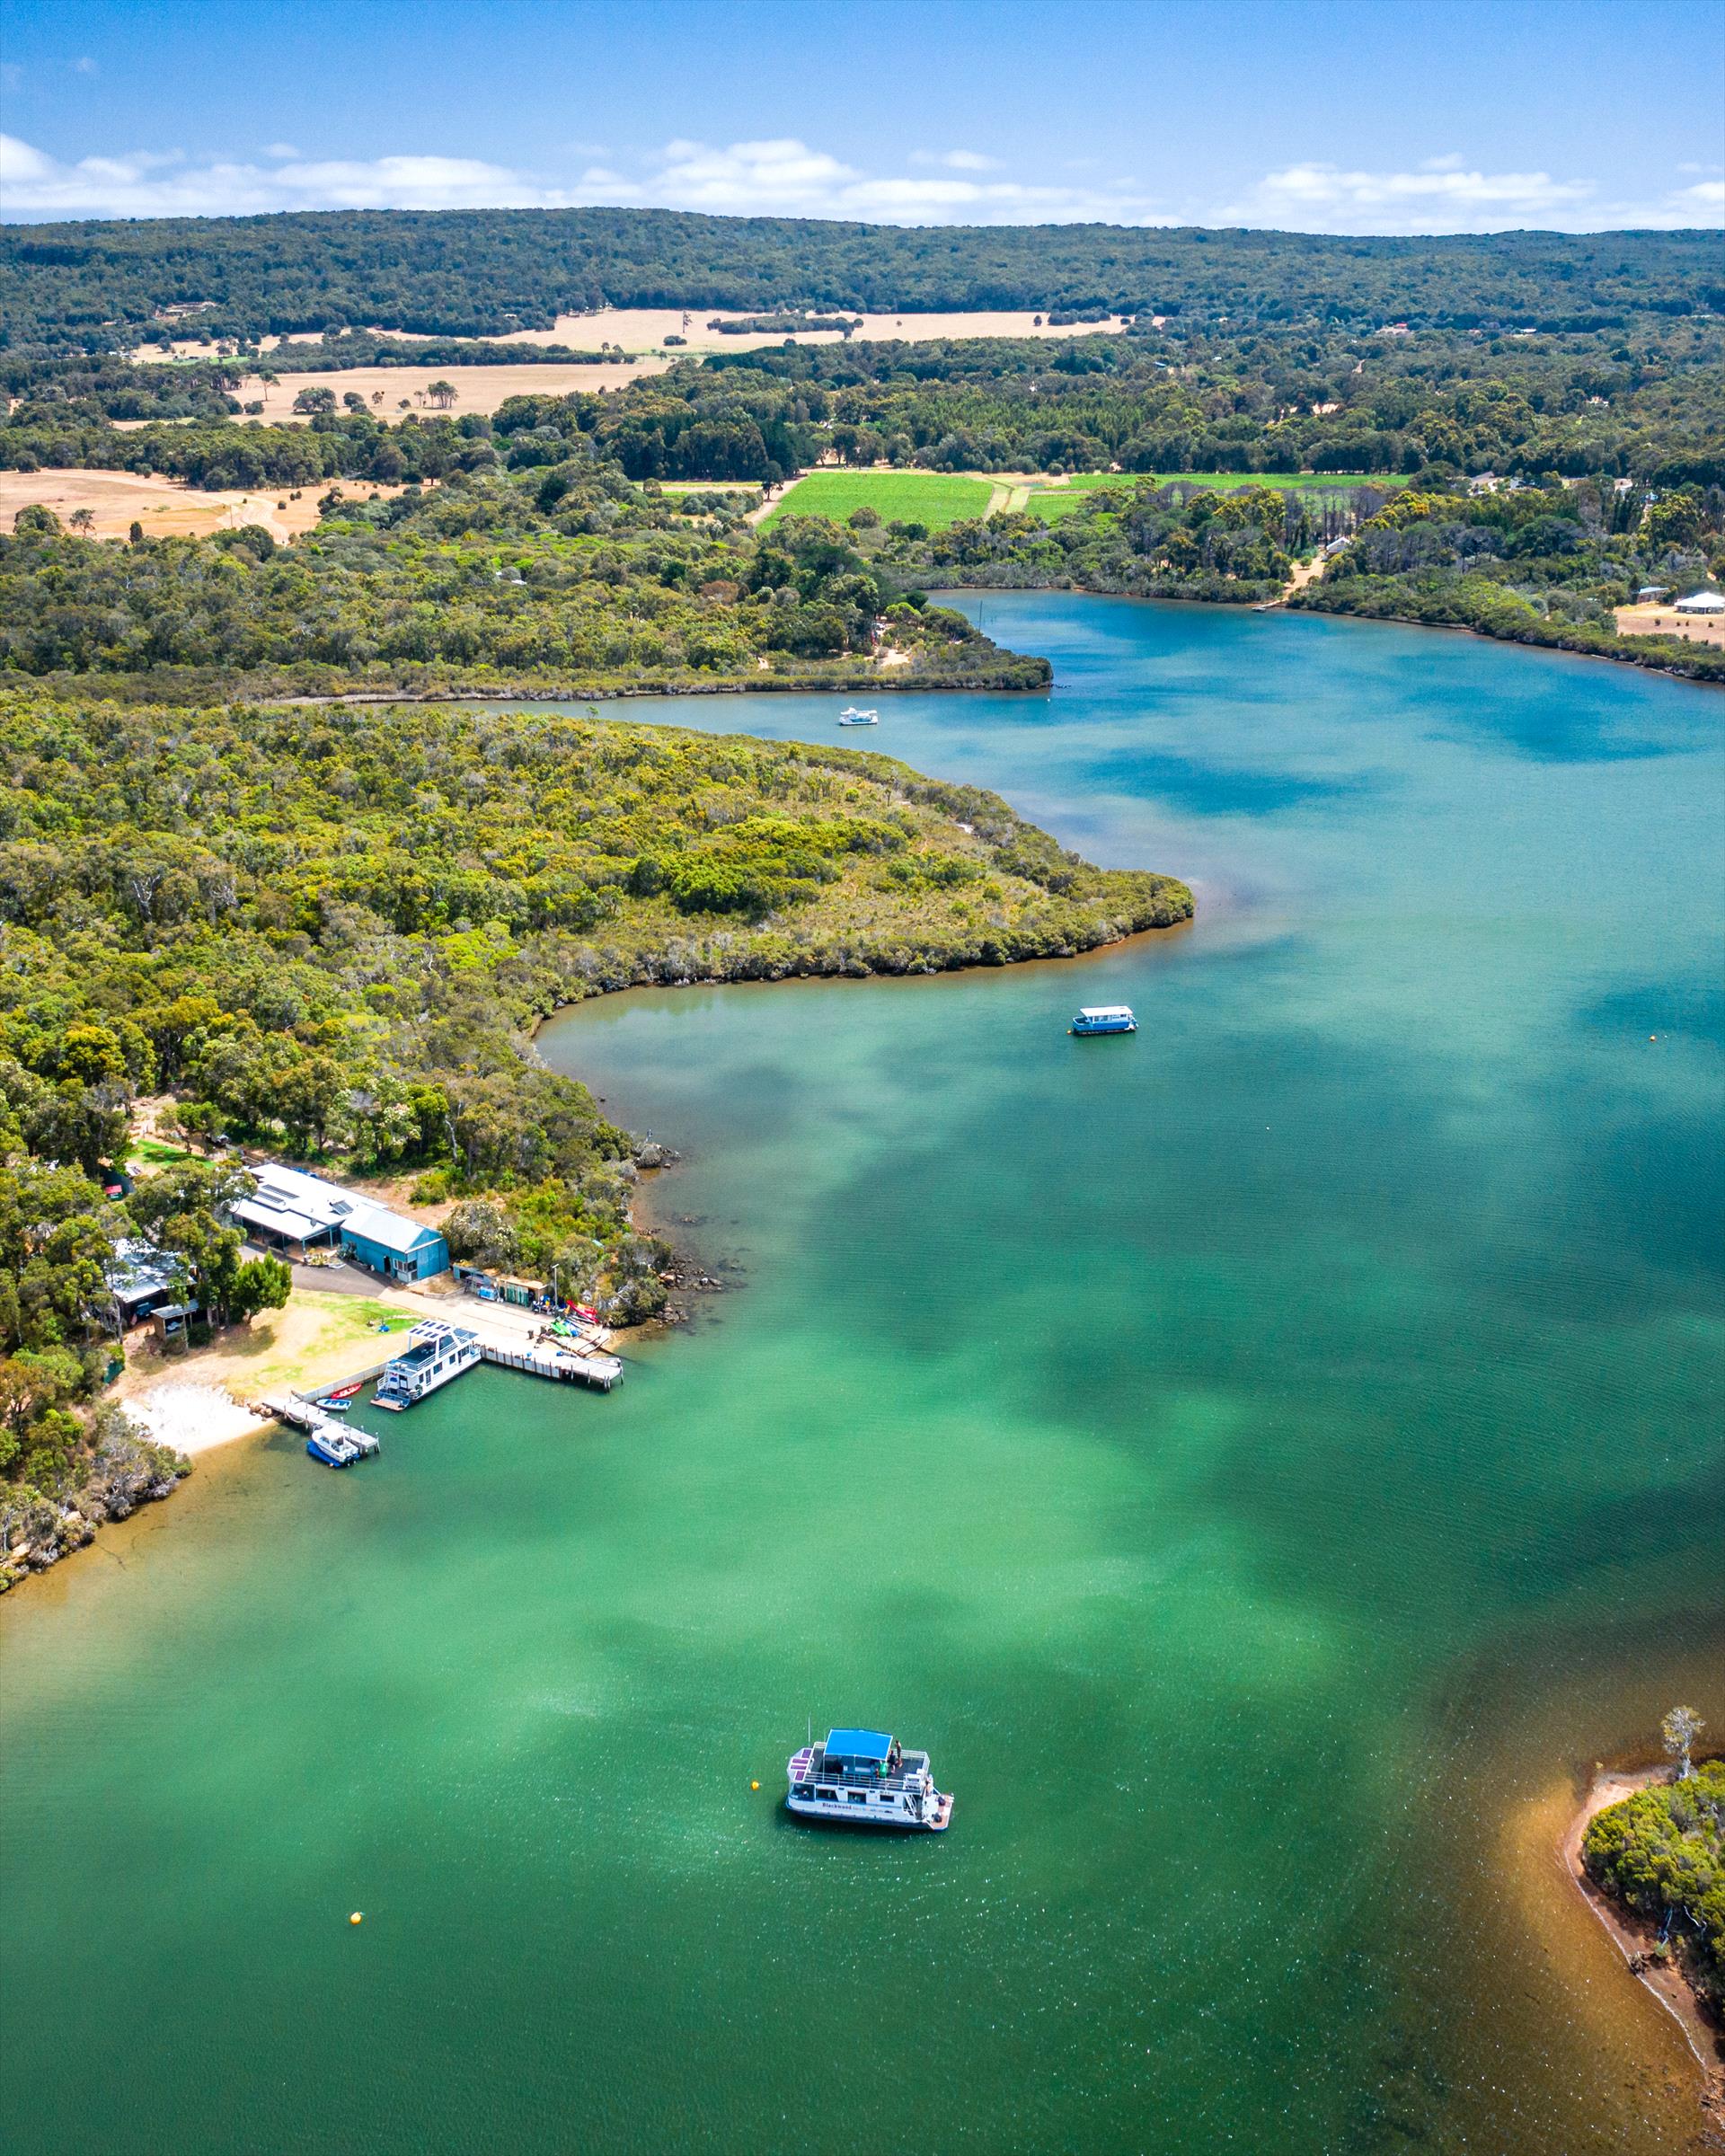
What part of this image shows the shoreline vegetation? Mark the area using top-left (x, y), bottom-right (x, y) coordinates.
top-left (1568, 1742), bottom-right (1725, 2125)
top-left (0, 686), bottom-right (1190, 1590)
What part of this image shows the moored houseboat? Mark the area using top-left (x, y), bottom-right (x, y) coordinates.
top-left (1069, 1004), bottom-right (1137, 1036)
top-left (786, 1728), bottom-right (952, 1831)
top-left (374, 1321), bottom-right (482, 1411)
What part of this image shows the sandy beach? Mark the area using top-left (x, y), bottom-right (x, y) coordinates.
top-left (1560, 1762), bottom-right (1724, 2081)
top-left (111, 1283), bottom-right (418, 1455)
top-left (111, 1264), bottom-right (619, 1461)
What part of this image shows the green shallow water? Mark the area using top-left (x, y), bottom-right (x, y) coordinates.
top-left (4, 598), bottom-right (1722, 2153)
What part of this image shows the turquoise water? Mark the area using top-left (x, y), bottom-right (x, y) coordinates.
top-left (3, 599), bottom-right (1721, 2152)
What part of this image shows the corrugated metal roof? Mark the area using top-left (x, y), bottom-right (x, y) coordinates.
top-left (235, 1164), bottom-right (442, 1256)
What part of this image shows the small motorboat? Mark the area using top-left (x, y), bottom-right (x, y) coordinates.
top-left (319, 1397), bottom-right (352, 1414)
top-left (837, 705), bottom-right (880, 727)
top-left (306, 1429), bottom-right (359, 1468)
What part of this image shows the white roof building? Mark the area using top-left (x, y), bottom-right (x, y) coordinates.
top-left (232, 1165), bottom-right (447, 1277)
top-left (232, 1162), bottom-right (366, 1246)
top-left (1675, 588), bottom-right (1723, 614)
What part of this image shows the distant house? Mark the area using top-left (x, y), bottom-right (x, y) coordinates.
top-left (1635, 585), bottom-right (1671, 602)
top-left (232, 1163), bottom-right (450, 1284)
top-left (1676, 588), bottom-right (1724, 615)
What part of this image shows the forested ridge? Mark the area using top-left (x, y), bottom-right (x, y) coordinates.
top-left (3, 208), bottom-right (1718, 348)
top-left (0, 688), bottom-right (1189, 1575)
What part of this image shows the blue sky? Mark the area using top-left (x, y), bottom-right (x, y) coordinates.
top-left (1, 0), bottom-right (1721, 232)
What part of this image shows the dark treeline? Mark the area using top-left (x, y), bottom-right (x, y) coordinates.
top-left (624, 323), bottom-right (1725, 482)
top-left (3, 208), bottom-right (1717, 348)
top-left (7, 322), bottom-right (1721, 496)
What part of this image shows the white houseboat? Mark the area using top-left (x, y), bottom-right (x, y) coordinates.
top-left (837, 705), bottom-right (880, 727)
top-left (785, 1728), bottom-right (953, 1831)
top-left (1070, 1004), bottom-right (1137, 1036)
top-left (374, 1321), bottom-right (482, 1411)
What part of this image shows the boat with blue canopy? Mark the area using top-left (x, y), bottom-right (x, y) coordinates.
top-left (1070, 1004), bottom-right (1137, 1036)
top-left (785, 1727), bottom-right (952, 1831)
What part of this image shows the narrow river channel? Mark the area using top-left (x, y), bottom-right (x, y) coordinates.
top-left (4, 596), bottom-right (1721, 2153)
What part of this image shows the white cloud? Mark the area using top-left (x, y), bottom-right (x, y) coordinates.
top-left (72, 57), bottom-right (97, 76)
top-left (909, 148), bottom-right (1003, 172)
top-left (0, 135), bottom-right (579, 216)
top-left (641, 136), bottom-right (1161, 221)
top-left (650, 137), bottom-right (863, 209)
top-left (0, 135), bottom-right (54, 184)
top-left (0, 127), bottom-right (1162, 225)
top-left (1218, 158), bottom-right (1723, 234)
top-left (1224, 160), bottom-right (1597, 234)
top-left (0, 128), bottom-right (1717, 234)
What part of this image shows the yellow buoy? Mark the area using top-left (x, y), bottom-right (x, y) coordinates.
top-left (349, 1912), bottom-right (363, 1925)
top-left (750, 1780), bottom-right (760, 1790)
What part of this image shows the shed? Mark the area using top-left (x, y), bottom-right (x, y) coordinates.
top-left (340, 1206), bottom-right (450, 1284)
top-left (234, 1163), bottom-right (450, 1283)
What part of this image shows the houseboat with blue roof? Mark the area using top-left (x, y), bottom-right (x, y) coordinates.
top-left (786, 1728), bottom-right (953, 1831)
top-left (1070, 1004), bottom-right (1136, 1036)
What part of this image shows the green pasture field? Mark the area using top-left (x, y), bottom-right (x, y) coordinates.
top-left (762, 471), bottom-right (996, 531)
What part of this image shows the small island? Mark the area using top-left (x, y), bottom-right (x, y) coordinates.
top-left (1572, 1709), bottom-right (1724, 2122)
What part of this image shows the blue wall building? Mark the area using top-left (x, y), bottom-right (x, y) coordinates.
top-left (339, 1213), bottom-right (450, 1283)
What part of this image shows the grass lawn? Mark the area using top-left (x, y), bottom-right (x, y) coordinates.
top-left (763, 470), bottom-right (996, 531)
top-left (128, 1137), bottom-right (191, 1166)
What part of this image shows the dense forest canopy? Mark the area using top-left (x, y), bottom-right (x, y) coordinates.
top-left (2, 208), bottom-right (1719, 349)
